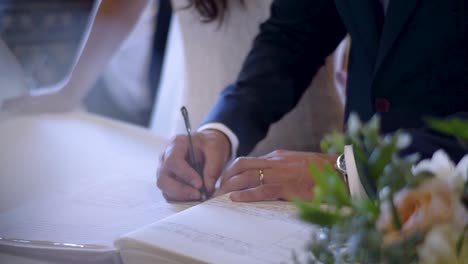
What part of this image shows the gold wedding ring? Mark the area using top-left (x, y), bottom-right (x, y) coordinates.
top-left (259, 169), bottom-right (265, 185)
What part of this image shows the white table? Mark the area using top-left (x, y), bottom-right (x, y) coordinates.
top-left (0, 111), bottom-right (167, 212)
top-left (0, 111), bottom-right (192, 264)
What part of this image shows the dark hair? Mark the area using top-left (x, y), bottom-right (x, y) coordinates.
top-left (186, 0), bottom-right (243, 22)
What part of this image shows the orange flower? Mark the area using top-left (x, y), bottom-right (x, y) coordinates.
top-left (377, 178), bottom-right (458, 243)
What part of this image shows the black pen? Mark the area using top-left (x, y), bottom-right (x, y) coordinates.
top-left (180, 106), bottom-right (208, 201)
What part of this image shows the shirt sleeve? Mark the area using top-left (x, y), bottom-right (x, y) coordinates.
top-left (344, 145), bottom-right (368, 199)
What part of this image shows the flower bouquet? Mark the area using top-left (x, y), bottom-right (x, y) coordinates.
top-left (297, 115), bottom-right (468, 264)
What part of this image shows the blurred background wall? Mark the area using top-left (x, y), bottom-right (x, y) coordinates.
top-left (0, 0), bottom-right (347, 154)
top-left (0, 0), bottom-right (165, 126)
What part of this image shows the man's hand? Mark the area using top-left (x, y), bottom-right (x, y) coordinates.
top-left (216, 150), bottom-right (338, 202)
top-left (157, 129), bottom-right (231, 201)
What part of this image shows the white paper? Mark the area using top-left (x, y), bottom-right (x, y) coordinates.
top-left (117, 195), bottom-right (314, 264)
top-left (0, 112), bottom-right (195, 263)
top-left (0, 176), bottom-right (193, 247)
top-left (0, 112), bottom-right (170, 211)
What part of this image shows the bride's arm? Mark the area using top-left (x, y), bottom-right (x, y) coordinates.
top-left (1, 0), bottom-right (151, 114)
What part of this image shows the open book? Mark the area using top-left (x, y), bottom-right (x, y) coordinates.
top-left (0, 112), bottom-right (314, 264)
top-left (0, 171), bottom-right (193, 264)
top-left (0, 187), bottom-right (312, 264)
top-left (115, 195), bottom-right (313, 264)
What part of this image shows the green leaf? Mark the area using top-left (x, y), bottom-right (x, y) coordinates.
top-left (355, 160), bottom-right (378, 198)
top-left (389, 193), bottom-right (402, 230)
top-left (362, 115), bottom-right (381, 150)
top-left (456, 225), bottom-right (467, 257)
top-left (320, 131), bottom-right (346, 154)
top-left (351, 198), bottom-right (380, 221)
top-left (378, 157), bottom-right (413, 193)
top-left (346, 226), bottom-right (384, 263)
top-left (382, 230), bottom-right (425, 263)
top-left (307, 237), bottom-right (336, 264)
top-left (426, 117), bottom-right (468, 140)
top-left (295, 201), bottom-right (344, 226)
top-left (309, 163), bottom-right (350, 207)
top-left (368, 139), bottom-right (398, 182)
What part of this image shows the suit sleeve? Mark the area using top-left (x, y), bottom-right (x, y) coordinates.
top-left (202, 0), bottom-right (347, 156)
top-left (403, 117), bottom-right (467, 163)
top-left (402, 6), bottom-right (468, 163)
top-left (403, 78), bottom-right (467, 163)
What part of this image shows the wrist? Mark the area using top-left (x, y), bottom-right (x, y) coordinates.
top-left (198, 123), bottom-right (239, 162)
top-left (200, 129), bottom-right (232, 163)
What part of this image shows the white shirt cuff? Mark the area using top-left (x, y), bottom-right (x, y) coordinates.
top-left (344, 145), bottom-right (368, 199)
top-left (198, 123), bottom-right (239, 161)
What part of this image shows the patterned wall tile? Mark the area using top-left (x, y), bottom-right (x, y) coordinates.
top-left (0, 0), bottom-right (95, 90)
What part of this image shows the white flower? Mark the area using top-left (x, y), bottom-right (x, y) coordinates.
top-left (453, 199), bottom-right (468, 229)
top-left (454, 154), bottom-right (468, 182)
top-left (396, 132), bottom-right (412, 149)
top-left (347, 113), bottom-right (361, 135)
top-left (412, 150), bottom-right (467, 193)
top-left (412, 150), bottom-right (455, 179)
top-left (417, 224), bottom-right (467, 264)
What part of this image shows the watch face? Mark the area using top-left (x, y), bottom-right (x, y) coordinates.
top-left (338, 154), bottom-right (346, 171)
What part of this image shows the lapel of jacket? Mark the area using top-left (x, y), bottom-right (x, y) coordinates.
top-left (336, 0), bottom-right (381, 67)
top-left (374, 0), bottom-right (421, 73)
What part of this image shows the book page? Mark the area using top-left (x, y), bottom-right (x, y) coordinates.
top-left (0, 175), bottom-right (194, 248)
top-left (0, 112), bottom-right (170, 212)
top-left (116, 195), bottom-right (316, 264)
top-left (0, 112), bottom-right (195, 256)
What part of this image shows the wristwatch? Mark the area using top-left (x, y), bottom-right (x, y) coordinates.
top-left (335, 153), bottom-right (348, 185)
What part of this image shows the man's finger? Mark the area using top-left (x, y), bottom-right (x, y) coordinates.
top-left (157, 173), bottom-right (201, 201)
top-left (220, 157), bottom-right (271, 185)
top-left (202, 150), bottom-right (227, 195)
top-left (164, 141), bottom-right (202, 189)
top-left (229, 184), bottom-right (283, 202)
top-left (217, 170), bottom-right (261, 196)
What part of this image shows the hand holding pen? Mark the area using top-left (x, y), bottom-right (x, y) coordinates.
top-left (180, 106), bottom-right (208, 200)
top-left (156, 106), bottom-right (231, 201)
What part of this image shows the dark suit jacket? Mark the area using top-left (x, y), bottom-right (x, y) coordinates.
top-left (203, 0), bottom-right (467, 162)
